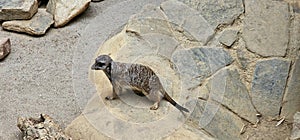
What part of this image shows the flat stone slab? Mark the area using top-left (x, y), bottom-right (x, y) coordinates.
top-left (291, 112), bottom-right (300, 140)
top-left (178, 0), bottom-right (244, 28)
top-left (160, 0), bottom-right (214, 44)
top-left (46, 0), bottom-right (90, 27)
top-left (218, 29), bottom-right (238, 47)
top-left (281, 56), bottom-right (300, 120)
top-left (243, 0), bottom-right (289, 57)
top-left (251, 58), bottom-right (291, 117)
top-left (171, 46), bottom-right (233, 89)
top-left (210, 67), bottom-right (257, 123)
top-left (0, 0), bottom-right (38, 20)
top-left (2, 9), bottom-right (54, 36)
top-left (0, 38), bottom-right (11, 60)
top-left (195, 99), bottom-right (245, 140)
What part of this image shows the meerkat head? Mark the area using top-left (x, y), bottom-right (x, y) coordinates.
top-left (91, 55), bottom-right (113, 70)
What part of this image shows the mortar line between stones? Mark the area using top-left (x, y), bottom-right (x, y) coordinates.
top-left (209, 98), bottom-right (253, 124)
top-left (285, 2), bottom-right (293, 58)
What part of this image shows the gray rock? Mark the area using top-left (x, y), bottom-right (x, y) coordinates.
top-left (171, 46), bottom-right (233, 89)
top-left (17, 114), bottom-right (72, 140)
top-left (218, 29), bottom-right (238, 47)
top-left (236, 38), bottom-right (256, 70)
top-left (126, 4), bottom-right (173, 37)
top-left (281, 56), bottom-right (300, 120)
top-left (0, 0), bottom-right (38, 20)
top-left (2, 9), bottom-right (54, 36)
top-left (0, 38), bottom-right (11, 60)
top-left (210, 67), bottom-right (257, 123)
top-left (243, 0), bottom-right (289, 57)
top-left (251, 58), bottom-right (291, 117)
top-left (46, 0), bottom-right (90, 27)
top-left (178, 0), bottom-right (244, 29)
top-left (291, 112), bottom-right (300, 140)
top-left (160, 0), bottom-right (214, 44)
top-left (193, 99), bottom-right (245, 140)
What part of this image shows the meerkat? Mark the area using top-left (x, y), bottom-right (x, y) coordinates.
top-left (91, 55), bottom-right (189, 112)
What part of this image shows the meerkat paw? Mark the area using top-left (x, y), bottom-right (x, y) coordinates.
top-left (105, 96), bottom-right (117, 100)
top-left (150, 102), bottom-right (159, 110)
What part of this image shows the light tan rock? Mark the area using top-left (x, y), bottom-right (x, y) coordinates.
top-left (0, 38), bottom-right (11, 60)
top-left (0, 0), bottom-right (38, 20)
top-left (2, 9), bottom-right (54, 36)
top-left (46, 0), bottom-right (90, 27)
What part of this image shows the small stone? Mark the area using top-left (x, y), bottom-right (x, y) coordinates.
top-left (0, 0), bottom-right (38, 20)
top-left (0, 38), bottom-right (11, 60)
top-left (160, 0), bottom-right (214, 44)
top-left (281, 56), bottom-right (300, 120)
top-left (218, 29), bottom-right (238, 47)
top-left (291, 112), bottom-right (300, 140)
top-left (251, 58), bottom-right (291, 117)
top-left (46, 0), bottom-right (90, 27)
top-left (243, 0), bottom-right (289, 57)
top-left (2, 9), bottom-right (54, 36)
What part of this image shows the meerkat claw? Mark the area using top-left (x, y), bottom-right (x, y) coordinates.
top-left (150, 102), bottom-right (159, 110)
top-left (105, 96), bottom-right (116, 100)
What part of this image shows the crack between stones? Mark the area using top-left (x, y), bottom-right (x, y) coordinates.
top-left (279, 59), bottom-right (294, 116)
top-left (207, 98), bottom-right (253, 124)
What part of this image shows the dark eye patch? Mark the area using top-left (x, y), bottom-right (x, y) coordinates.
top-left (97, 62), bottom-right (105, 67)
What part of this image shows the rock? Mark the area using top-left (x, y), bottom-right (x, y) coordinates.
top-left (0, 38), bottom-right (11, 60)
top-left (172, 46), bottom-right (233, 89)
top-left (46, 0), bottom-right (90, 27)
top-left (17, 114), bottom-right (72, 140)
top-left (193, 99), bottom-right (245, 140)
top-left (236, 38), bottom-right (256, 70)
top-left (178, 0), bottom-right (244, 28)
top-left (281, 56), bottom-right (300, 120)
top-left (0, 0), bottom-right (38, 20)
top-left (243, 0), bottom-right (289, 57)
top-left (160, 0), bottom-right (214, 44)
top-left (291, 112), bottom-right (300, 140)
top-left (251, 58), bottom-right (291, 117)
top-left (2, 9), bottom-right (54, 36)
top-left (218, 29), bottom-right (238, 47)
top-left (210, 67), bottom-right (257, 123)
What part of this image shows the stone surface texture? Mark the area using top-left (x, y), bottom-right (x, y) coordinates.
top-left (0, 0), bottom-right (38, 20)
top-left (291, 112), bottom-right (300, 140)
top-left (218, 29), bottom-right (238, 47)
top-left (46, 0), bottom-right (91, 27)
top-left (251, 58), bottom-right (291, 117)
top-left (0, 38), bottom-right (11, 60)
top-left (281, 57), bottom-right (300, 120)
top-left (243, 0), bottom-right (290, 57)
top-left (178, 0), bottom-right (244, 28)
top-left (2, 9), bottom-right (54, 36)
top-left (17, 114), bottom-right (72, 140)
top-left (160, 0), bottom-right (214, 44)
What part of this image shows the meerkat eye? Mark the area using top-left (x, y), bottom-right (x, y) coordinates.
top-left (98, 62), bottom-right (105, 67)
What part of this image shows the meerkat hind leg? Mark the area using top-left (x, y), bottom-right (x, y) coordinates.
top-left (146, 90), bottom-right (163, 110)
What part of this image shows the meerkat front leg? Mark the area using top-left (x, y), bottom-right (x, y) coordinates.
top-left (105, 82), bottom-right (121, 100)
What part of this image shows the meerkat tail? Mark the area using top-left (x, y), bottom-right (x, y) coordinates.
top-left (163, 91), bottom-right (189, 113)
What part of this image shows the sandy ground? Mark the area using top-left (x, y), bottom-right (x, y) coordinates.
top-left (0, 0), bottom-right (137, 139)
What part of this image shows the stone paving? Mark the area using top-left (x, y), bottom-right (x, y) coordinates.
top-left (0, 0), bottom-right (299, 139)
